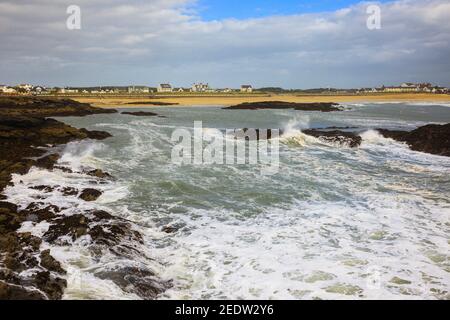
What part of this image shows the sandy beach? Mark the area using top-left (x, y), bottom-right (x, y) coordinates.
top-left (71, 93), bottom-right (450, 108)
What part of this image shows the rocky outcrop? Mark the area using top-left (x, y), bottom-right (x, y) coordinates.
top-left (0, 116), bottom-right (111, 192)
top-left (224, 101), bottom-right (342, 112)
top-left (377, 123), bottom-right (450, 157)
top-left (79, 188), bottom-right (103, 202)
top-left (233, 128), bottom-right (282, 140)
top-left (303, 129), bottom-right (362, 148)
top-left (0, 201), bottom-right (67, 300)
top-left (0, 96), bottom-right (117, 118)
top-left (121, 111), bottom-right (159, 117)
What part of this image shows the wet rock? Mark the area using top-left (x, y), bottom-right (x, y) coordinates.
top-left (233, 128), bottom-right (282, 140)
top-left (43, 214), bottom-right (89, 243)
top-left (33, 271), bottom-right (67, 300)
top-left (89, 210), bottom-right (114, 221)
top-left (0, 282), bottom-right (45, 300)
top-left (86, 169), bottom-right (113, 179)
top-left (89, 222), bottom-right (144, 247)
top-left (0, 96), bottom-right (117, 118)
top-left (60, 186), bottom-right (79, 197)
top-left (40, 250), bottom-right (65, 274)
top-left (21, 203), bottom-right (59, 222)
top-left (121, 111), bottom-right (159, 117)
top-left (303, 129), bottom-right (362, 148)
top-left (162, 225), bottom-right (179, 234)
top-left (378, 123), bottom-right (450, 157)
top-left (80, 129), bottom-right (112, 140)
top-left (79, 188), bottom-right (102, 202)
top-left (30, 185), bottom-right (55, 193)
top-left (95, 266), bottom-right (172, 300)
top-left (54, 166), bottom-right (73, 173)
top-left (224, 101), bottom-right (342, 112)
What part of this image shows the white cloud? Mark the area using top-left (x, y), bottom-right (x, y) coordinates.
top-left (0, 0), bottom-right (449, 87)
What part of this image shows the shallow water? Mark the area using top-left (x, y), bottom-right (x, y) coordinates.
top-left (5, 102), bottom-right (450, 300)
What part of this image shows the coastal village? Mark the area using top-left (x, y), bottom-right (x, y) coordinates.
top-left (0, 82), bottom-right (448, 96)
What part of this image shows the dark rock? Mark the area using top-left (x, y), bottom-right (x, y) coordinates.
top-left (21, 203), bottom-right (59, 222)
top-left (95, 266), bottom-right (172, 300)
top-left (33, 271), bottom-right (67, 300)
top-left (86, 169), bottom-right (113, 179)
top-left (224, 101), bottom-right (342, 112)
top-left (0, 96), bottom-right (117, 118)
top-left (54, 166), bottom-right (73, 173)
top-left (378, 123), bottom-right (450, 157)
top-left (121, 111), bottom-right (159, 117)
top-left (162, 225), bottom-right (179, 234)
top-left (90, 210), bottom-right (114, 221)
top-left (30, 185), bottom-right (55, 193)
top-left (60, 187), bottom-right (79, 197)
top-left (43, 214), bottom-right (89, 243)
top-left (89, 223), bottom-right (143, 247)
top-left (233, 128), bottom-right (282, 140)
top-left (40, 250), bottom-right (65, 274)
top-left (0, 282), bottom-right (46, 300)
top-left (80, 129), bottom-right (112, 140)
top-left (303, 129), bottom-right (362, 148)
top-left (79, 188), bottom-right (102, 201)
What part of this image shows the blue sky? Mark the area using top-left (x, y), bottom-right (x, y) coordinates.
top-left (195, 0), bottom-right (390, 20)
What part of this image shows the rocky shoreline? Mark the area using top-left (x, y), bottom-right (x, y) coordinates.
top-left (0, 96), bottom-right (169, 300)
top-left (378, 123), bottom-right (450, 157)
top-left (224, 101), bottom-right (343, 112)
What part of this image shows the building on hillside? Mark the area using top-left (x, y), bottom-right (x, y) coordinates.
top-left (241, 85), bottom-right (253, 93)
top-left (191, 83), bottom-right (210, 92)
top-left (157, 84), bottom-right (173, 93)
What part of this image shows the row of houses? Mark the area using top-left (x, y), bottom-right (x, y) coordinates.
top-left (360, 83), bottom-right (449, 94)
top-left (0, 83), bottom-right (255, 95)
top-left (157, 83), bottom-right (253, 93)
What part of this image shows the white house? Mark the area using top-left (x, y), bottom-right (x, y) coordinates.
top-left (191, 83), bottom-right (210, 92)
top-left (18, 84), bottom-right (33, 92)
top-left (0, 86), bottom-right (17, 94)
top-left (128, 86), bottom-right (150, 94)
top-left (241, 85), bottom-right (253, 93)
top-left (157, 84), bottom-right (173, 93)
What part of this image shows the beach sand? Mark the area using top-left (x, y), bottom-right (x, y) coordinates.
top-left (72, 93), bottom-right (450, 108)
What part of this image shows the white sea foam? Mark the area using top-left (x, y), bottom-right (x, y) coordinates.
top-left (4, 106), bottom-right (449, 300)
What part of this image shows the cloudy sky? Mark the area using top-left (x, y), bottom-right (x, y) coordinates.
top-left (0, 0), bottom-right (449, 88)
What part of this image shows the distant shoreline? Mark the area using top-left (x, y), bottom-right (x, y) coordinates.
top-left (68, 93), bottom-right (450, 108)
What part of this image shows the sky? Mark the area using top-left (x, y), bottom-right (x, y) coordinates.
top-left (196, 0), bottom-right (391, 20)
top-left (0, 0), bottom-right (449, 88)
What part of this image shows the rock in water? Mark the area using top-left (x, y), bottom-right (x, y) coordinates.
top-left (121, 111), bottom-right (159, 117)
top-left (224, 101), bottom-right (342, 112)
top-left (378, 123), bottom-right (450, 157)
top-left (233, 128), bottom-right (282, 140)
top-left (303, 129), bottom-right (362, 148)
top-left (79, 189), bottom-right (103, 202)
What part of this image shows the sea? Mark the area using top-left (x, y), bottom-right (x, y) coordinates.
top-left (4, 102), bottom-right (450, 300)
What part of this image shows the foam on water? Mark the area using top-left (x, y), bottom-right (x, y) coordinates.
top-left (4, 105), bottom-right (449, 300)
